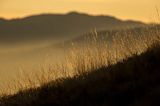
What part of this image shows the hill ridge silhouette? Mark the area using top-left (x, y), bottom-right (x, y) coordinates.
top-left (0, 12), bottom-right (146, 45)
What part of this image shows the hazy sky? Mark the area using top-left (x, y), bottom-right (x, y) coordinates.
top-left (0, 0), bottom-right (160, 22)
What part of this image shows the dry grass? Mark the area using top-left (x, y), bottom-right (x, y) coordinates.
top-left (66, 25), bottom-right (160, 74)
top-left (0, 24), bottom-right (160, 97)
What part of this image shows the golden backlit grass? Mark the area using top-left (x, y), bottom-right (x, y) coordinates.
top-left (0, 25), bottom-right (160, 96)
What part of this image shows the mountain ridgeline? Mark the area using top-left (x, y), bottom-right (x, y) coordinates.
top-left (0, 12), bottom-right (145, 45)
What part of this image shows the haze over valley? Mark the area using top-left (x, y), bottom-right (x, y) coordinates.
top-left (0, 12), bottom-right (147, 81)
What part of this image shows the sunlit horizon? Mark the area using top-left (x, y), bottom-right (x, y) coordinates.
top-left (0, 0), bottom-right (160, 23)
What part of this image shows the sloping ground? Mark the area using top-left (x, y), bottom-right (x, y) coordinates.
top-left (1, 44), bottom-right (160, 106)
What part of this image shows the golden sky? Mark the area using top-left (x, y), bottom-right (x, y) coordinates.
top-left (0, 0), bottom-right (160, 23)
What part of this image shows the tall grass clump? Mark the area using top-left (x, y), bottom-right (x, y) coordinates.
top-left (66, 26), bottom-right (160, 76)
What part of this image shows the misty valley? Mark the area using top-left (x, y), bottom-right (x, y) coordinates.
top-left (0, 12), bottom-right (145, 85)
top-left (0, 11), bottom-right (160, 106)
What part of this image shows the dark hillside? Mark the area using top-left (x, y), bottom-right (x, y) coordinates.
top-left (1, 43), bottom-right (160, 106)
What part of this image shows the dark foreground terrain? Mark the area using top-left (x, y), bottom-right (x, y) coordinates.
top-left (1, 44), bottom-right (160, 106)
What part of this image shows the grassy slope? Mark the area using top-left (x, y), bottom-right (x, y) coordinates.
top-left (1, 44), bottom-right (160, 106)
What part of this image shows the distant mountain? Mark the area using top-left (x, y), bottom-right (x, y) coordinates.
top-left (0, 12), bottom-right (146, 45)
